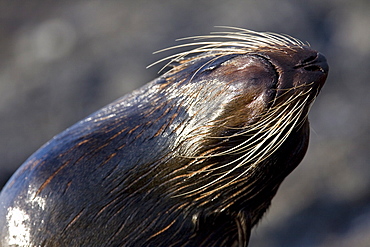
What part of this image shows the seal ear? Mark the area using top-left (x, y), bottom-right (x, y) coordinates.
top-left (191, 210), bottom-right (251, 246)
top-left (235, 211), bottom-right (251, 247)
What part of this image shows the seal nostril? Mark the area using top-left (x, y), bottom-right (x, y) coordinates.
top-left (295, 52), bottom-right (328, 74)
top-left (303, 65), bottom-right (323, 72)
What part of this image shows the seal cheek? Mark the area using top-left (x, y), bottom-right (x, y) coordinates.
top-left (206, 55), bottom-right (279, 127)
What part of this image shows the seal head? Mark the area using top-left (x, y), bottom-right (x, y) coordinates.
top-left (0, 28), bottom-right (328, 247)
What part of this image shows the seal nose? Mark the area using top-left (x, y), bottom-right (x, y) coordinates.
top-left (302, 52), bottom-right (329, 74)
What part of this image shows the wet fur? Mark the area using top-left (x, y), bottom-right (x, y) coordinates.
top-left (0, 27), bottom-right (328, 247)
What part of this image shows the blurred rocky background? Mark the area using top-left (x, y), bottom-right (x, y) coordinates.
top-left (0, 0), bottom-right (369, 246)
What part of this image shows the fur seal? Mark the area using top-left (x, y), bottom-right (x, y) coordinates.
top-left (0, 27), bottom-right (328, 247)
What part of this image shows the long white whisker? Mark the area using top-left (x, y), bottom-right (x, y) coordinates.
top-left (148, 27), bottom-right (307, 73)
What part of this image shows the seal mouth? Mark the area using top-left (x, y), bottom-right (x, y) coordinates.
top-left (295, 52), bottom-right (329, 91)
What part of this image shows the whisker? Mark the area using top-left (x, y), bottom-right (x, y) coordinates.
top-left (173, 89), bottom-right (312, 197)
top-left (148, 27), bottom-right (308, 73)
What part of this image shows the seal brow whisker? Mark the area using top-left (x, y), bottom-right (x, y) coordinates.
top-left (148, 26), bottom-right (309, 74)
